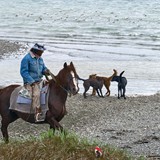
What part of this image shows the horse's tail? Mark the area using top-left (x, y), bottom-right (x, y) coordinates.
top-left (119, 71), bottom-right (125, 82)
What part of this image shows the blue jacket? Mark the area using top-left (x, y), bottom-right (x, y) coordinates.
top-left (20, 52), bottom-right (47, 84)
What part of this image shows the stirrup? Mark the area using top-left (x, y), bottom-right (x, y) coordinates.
top-left (35, 113), bottom-right (44, 122)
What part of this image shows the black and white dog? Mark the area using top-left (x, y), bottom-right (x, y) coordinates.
top-left (112, 71), bottom-right (127, 99)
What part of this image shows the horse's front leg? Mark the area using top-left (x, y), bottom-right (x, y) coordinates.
top-left (47, 116), bottom-right (63, 132)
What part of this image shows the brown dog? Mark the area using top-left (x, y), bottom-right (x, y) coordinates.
top-left (89, 69), bottom-right (117, 96)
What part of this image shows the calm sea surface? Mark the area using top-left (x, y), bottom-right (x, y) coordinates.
top-left (0, 0), bottom-right (160, 95)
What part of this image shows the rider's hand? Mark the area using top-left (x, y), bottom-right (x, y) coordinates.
top-left (31, 82), bottom-right (36, 87)
top-left (44, 69), bottom-right (50, 75)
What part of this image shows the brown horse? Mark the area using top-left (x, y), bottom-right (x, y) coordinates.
top-left (0, 62), bottom-right (79, 142)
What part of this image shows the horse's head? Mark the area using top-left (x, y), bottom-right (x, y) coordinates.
top-left (59, 62), bottom-right (79, 95)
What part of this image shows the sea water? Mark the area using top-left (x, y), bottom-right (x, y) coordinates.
top-left (0, 0), bottom-right (160, 95)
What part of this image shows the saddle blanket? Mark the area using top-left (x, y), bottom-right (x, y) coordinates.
top-left (9, 86), bottom-right (49, 114)
top-left (16, 86), bottom-right (46, 105)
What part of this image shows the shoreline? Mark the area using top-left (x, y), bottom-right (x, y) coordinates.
top-left (0, 39), bottom-right (159, 96)
top-left (0, 40), bottom-right (26, 59)
top-left (0, 40), bottom-right (160, 158)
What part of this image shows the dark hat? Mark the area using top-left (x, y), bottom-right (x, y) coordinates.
top-left (32, 43), bottom-right (46, 51)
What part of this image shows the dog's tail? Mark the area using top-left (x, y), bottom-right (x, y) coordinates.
top-left (89, 74), bottom-right (97, 79)
top-left (119, 71), bottom-right (125, 82)
top-left (77, 75), bottom-right (86, 81)
top-left (108, 69), bottom-right (118, 81)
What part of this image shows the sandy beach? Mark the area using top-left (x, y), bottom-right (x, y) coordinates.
top-left (0, 40), bottom-right (160, 159)
top-left (64, 94), bottom-right (160, 158)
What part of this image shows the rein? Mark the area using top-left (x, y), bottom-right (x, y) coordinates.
top-left (45, 70), bottom-right (70, 94)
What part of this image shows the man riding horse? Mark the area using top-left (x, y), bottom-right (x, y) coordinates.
top-left (20, 43), bottom-right (50, 122)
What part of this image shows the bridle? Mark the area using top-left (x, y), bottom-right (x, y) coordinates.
top-left (44, 70), bottom-right (78, 95)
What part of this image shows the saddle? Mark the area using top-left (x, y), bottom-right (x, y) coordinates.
top-left (9, 85), bottom-right (49, 115)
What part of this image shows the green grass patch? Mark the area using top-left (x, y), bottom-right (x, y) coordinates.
top-left (0, 130), bottom-right (145, 160)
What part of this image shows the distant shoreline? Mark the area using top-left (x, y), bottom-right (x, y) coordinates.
top-left (0, 40), bottom-right (22, 58)
top-left (0, 39), bottom-right (159, 96)
top-left (0, 40), bottom-right (24, 59)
